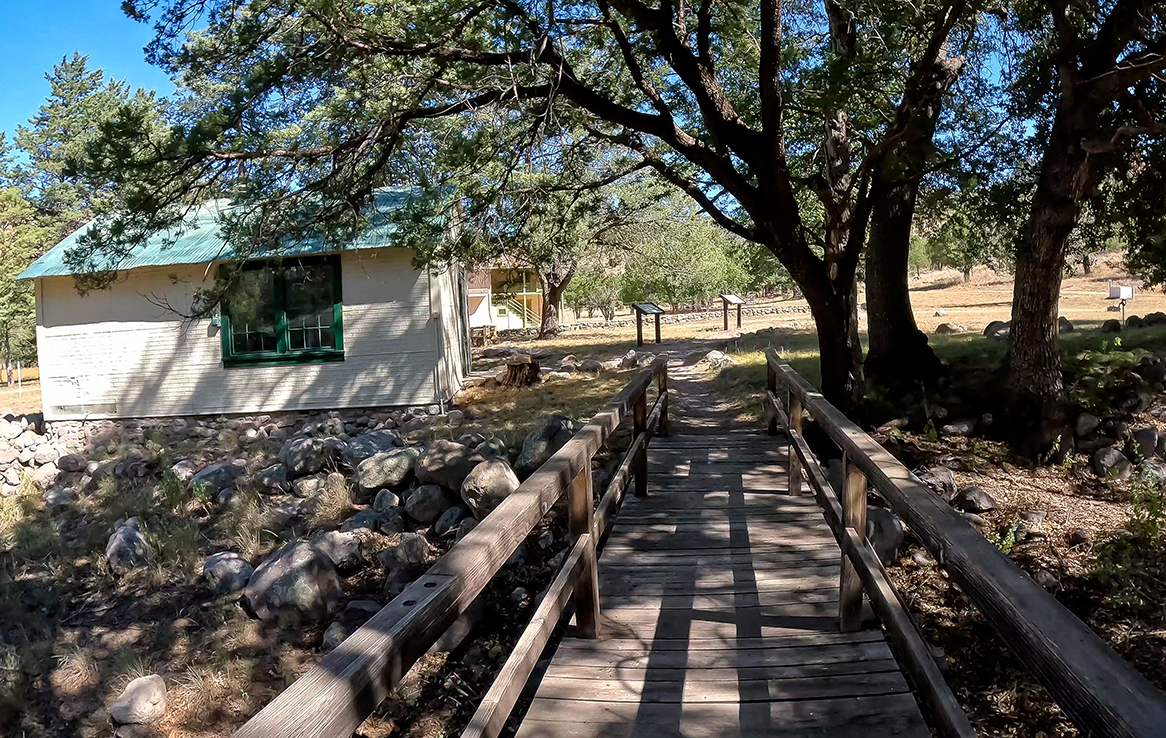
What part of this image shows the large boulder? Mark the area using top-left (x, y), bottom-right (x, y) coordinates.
top-left (1058, 316), bottom-right (1075, 333)
top-left (57, 454), bottom-right (87, 474)
top-left (243, 540), bottom-right (343, 622)
top-left (1100, 318), bottom-right (1122, 333)
top-left (110, 674), bottom-right (167, 725)
top-left (865, 508), bottom-right (904, 565)
top-left (278, 436), bottom-right (346, 478)
top-left (416, 440), bottom-right (484, 491)
top-left (515, 415), bottom-right (574, 478)
top-left (202, 552), bottom-right (254, 595)
top-left (461, 460), bottom-right (521, 519)
top-left (915, 466), bottom-right (956, 502)
top-left (1138, 357), bottom-right (1166, 384)
top-left (322, 600), bottom-right (382, 652)
top-left (1131, 426), bottom-right (1159, 459)
top-left (579, 359), bottom-right (603, 373)
top-left (1144, 311), bottom-right (1166, 327)
top-left (255, 464), bottom-right (288, 493)
top-left (619, 350), bottom-right (638, 369)
top-left (1075, 412), bottom-right (1101, 438)
top-left (191, 462), bottom-right (244, 493)
top-left (951, 485), bottom-right (997, 513)
top-left (355, 447), bottom-right (422, 496)
top-left (984, 320), bottom-right (1010, 340)
top-left (1092, 447), bottom-right (1133, 480)
top-left (105, 518), bottom-right (152, 574)
top-left (404, 484), bottom-right (453, 524)
top-left (342, 430), bottom-right (403, 466)
top-left (1127, 315), bottom-right (1145, 330)
top-left (381, 532), bottom-right (431, 566)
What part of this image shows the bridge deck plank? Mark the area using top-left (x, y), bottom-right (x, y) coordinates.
top-left (513, 421), bottom-right (929, 738)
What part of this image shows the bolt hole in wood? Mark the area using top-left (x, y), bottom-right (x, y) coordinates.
top-left (423, 581), bottom-right (437, 588)
top-left (402, 600), bottom-right (416, 607)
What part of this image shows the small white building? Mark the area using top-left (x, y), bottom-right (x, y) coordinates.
top-left (19, 189), bottom-right (471, 420)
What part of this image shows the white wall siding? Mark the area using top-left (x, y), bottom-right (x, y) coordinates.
top-left (36, 248), bottom-right (442, 420)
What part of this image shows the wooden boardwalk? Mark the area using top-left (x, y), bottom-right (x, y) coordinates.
top-left (514, 367), bottom-right (928, 738)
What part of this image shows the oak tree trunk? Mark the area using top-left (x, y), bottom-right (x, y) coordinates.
top-left (537, 272), bottom-right (573, 339)
top-left (801, 269), bottom-right (865, 413)
top-left (1006, 108), bottom-right (1094, 456)
top-left (863, 54), bottom-right (959, 390)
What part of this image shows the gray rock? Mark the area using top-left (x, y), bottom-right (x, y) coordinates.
top-left (383, 563), bottom-right (425, 599)
top-left (1032, 568), bottom-right (1060, 592)
top-left (1020, 510), bottom-right (1047, 525)
top-left (1092, 447), bottom-right (1132, 480)
top-left (1101, 318), bottom-right (1122, 333)
top-left (1136, 458), bottom-right (1166, 485)
top-left (1127, 315), bottom-right (1145, 330)
top-left (191, 462), bottom-right (244, 494)
top-left (1144, 311), bottom-right (1166, 326)
top-left (32, 445), bottom-right (59, 466)
top-left (243, 541), bottom-right (343, 622)
top-left (1132, 426), bottom-right (1158, 459)
top-left (1075, 412), bottom-right (1101, 438)
top-left (1138, 358), bottom-right (1166, 384)
top-left (1058, 316), bottom-right (1074, 333)
top-left (475, 437), bottom-right (509, 459)
top-left (43, 486), bottom-right (75, 509)
top-left (202, 552), bottom-right (254, 595)
top-left (416, 440), bottom-right (484, 491)
top-left (322, 602), bottom-right (380, 652)
top-left (30, 462), bottom-right (59, 491)
top-left (105, 518), bottom-right (152, 574)
top-left (256, 464), bottom-right (288, 493)
top-left (278, 436), bottom-right (345, 478)
top-left (940, 418), bottom-right (977, 437)
top-left (455, 517), bottom-right (479, 541)
top-left (373, 489), bottom-right (401, 512)
top-left (311, 530), bottom-right (363, 572)
top-left (458, 432), bottom-right (487, 447)
top-left (515, 415), bottom-right (574, 478)
top-left (1068, 528), bottom-right (1093, 547)
top-left (110, 674), bottom-right (166, 725)
top-left (635, 353), bottom-right (657, 367)
top-left (446, 409), bottom-right (466, 425)
top-left (951, 485), bottom-right (997, 513)
top-left (356, 447), bottom-right (422, 496)
top-left (461, 459), bottom-right (521, 519)
top-left (865, 508), bottom-right (904, 565)
top-left (383, 532), bottom-right (431, 566)
top-left (619, 350), bottom-right (637, 369)
top-left (984, 320), bottom-right (1010, 339)
top-left (342, 429), bottom-right (402, 466)
top-left (291, 473), bottom-right (328, 498)
top-left (404, 484), bottom-right (452, 524)
top-left (579, 359), bottom-right (603, 372)
top-left (916, 466), bottom-right (957, 501)
top-left (434, 505), bottom-right (473, 536)
top-left (537, 529), bottom-right (555, 550)
top-left (342, 509), bottom-right (386, 533)
top-left (934, 322), bottom-right (967, 335)
top-left (57, 454), bottom-right (86, 473)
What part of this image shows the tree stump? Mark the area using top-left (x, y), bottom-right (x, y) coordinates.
top-left (501, 355), bottom-right (540, 386)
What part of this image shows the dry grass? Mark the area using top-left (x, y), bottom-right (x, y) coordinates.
top-left (306, 472), bottom-right (354, 531)
top-left (0, 381), bottom-right (41, 415)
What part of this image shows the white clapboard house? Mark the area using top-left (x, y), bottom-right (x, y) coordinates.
top-left (19, 189), bottom-right (471, 420)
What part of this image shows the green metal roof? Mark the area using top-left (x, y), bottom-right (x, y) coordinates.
top-left (19, 187), bottom-right (429, 279)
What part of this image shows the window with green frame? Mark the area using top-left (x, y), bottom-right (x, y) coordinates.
top-left (219, 255), bottom-right (344, 366)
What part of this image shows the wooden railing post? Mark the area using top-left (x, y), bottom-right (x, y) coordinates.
top-left (567, 463), bottom-right (600, 638)
top-left (787, 392), bottom-right (804, 495)
top-left (839, 456), bottom-right (868, 632)
top-left (633, 390), bottom-right (648, 497)
top-left (766, 362), bottom-right (779, 436)
top-left (657, 365), bottom-right (670, 437)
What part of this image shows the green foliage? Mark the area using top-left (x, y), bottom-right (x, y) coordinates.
top-left (0, 188), bottom-right (49, 368)
top-left (564, 265), bottom-right (622, 320)
top-left (1095, 470), bottom-right (1166, 608)
top-left (620, 215), bottom-right (748, 306)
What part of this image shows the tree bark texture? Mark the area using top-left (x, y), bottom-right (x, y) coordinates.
top-left (537, 269), bottom-right (574, 339)
top-left (1006, 108), bottom-right (1094, 456)
top-left (864, 54), bottom-right (961, 390)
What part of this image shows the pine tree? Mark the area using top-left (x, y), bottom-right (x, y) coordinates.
top-left (0, 188), bottom-right (47, 383)
top-left (14, 53), bottom-right (130, 230)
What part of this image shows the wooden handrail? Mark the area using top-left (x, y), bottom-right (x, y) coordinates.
top-left (765, 348), bottom-right (1166, 738)
top-left (234, 359), bottom-right (668, 738)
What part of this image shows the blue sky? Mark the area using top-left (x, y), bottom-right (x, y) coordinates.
top-left (0, 0), bottom-right (173, 139)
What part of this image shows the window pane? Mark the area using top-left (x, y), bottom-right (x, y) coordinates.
top-left (226, 269), bottom-right (277, 354)
top-left (284, 259), bottom-right (338, 350)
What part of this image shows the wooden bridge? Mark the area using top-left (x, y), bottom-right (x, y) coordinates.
top-left (235, 351), bottom-right (1166, 738)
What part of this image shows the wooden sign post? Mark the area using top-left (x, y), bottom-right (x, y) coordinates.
top-left (632, 303), bottom-right (665, 347)
top-left (719, 294), bottom-right (745, 330)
